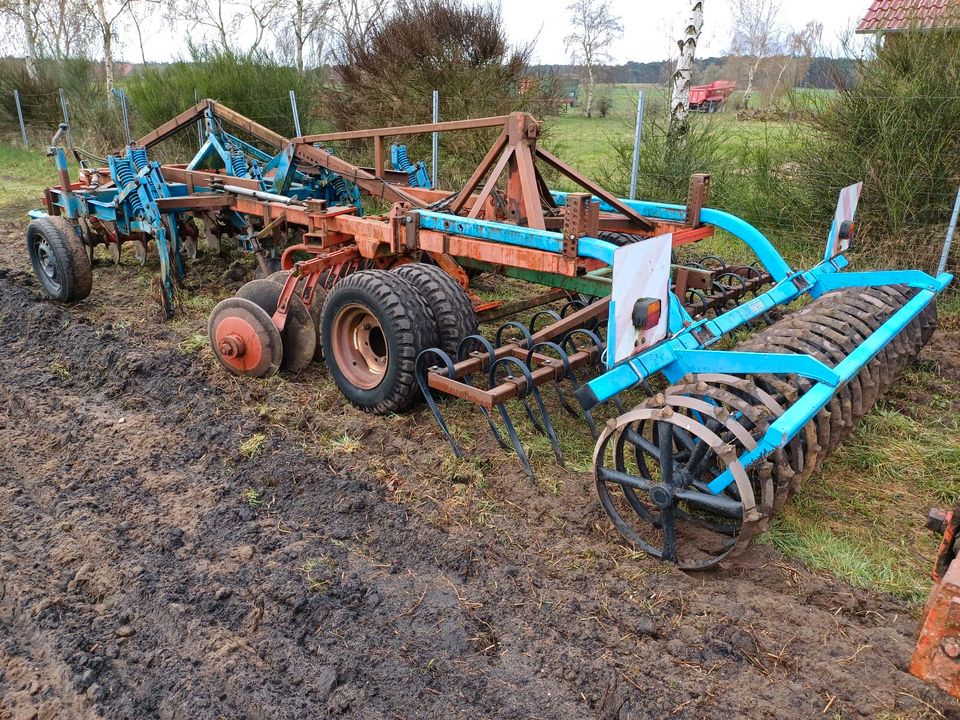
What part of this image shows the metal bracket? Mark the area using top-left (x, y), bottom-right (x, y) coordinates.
top-left (562, 192), bottom-right (599, 257)
top-left (686, 173), bottom-right (710, 227)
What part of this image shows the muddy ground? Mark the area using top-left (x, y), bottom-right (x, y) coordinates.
top-left (0, 211), bottom-right (958, 720)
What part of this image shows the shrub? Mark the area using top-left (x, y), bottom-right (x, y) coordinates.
top-left (0, 57), bottom-right (126, 150)
top-left (793, 28), bottom-right (960, 269)
top-left (596, 96), bottom-right (613, 118)
top-left (124, 45), bottom-right (320, 142)
top-left (325, 0), bottom-right (561, 186)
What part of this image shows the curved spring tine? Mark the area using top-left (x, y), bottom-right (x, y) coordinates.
top-left (561, 328), bottom-right (612, 436)
top-left (527, 340), bottom-right (581, 418)
top-left (493, 353), bottom-right (565, 468)
top-left (685, 288), bottom-right (708, 317)
top-left (530, 385), bottom-right (564, 467)
top-left (529, 309), bottom-right (563, 334)
top-left (457, 333), bottom-right (497, 364)
top-left (559, 299), bottom-right (587, 317)
top-left (415, 348), bottom-right (463, 458)
top-left (495, 320), bottom-right (533, 348)
top-left (701, 254), bottom-right (726, 271)
top-left (488, 356), bottom-right (538, 477)
top-left (455, 334), bottom-right (510, 450)
top-left (712, 282), bottom-right (730, 310)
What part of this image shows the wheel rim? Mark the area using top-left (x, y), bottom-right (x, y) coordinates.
top-left (33, 236), bottom-right (61, 292)
top-left (331, 304), bottom-right (388, 389)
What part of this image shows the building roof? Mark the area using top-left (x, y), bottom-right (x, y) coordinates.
top-left (857, 0), bottom-right (960, 33)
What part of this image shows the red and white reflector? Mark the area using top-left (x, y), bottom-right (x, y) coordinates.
top-left (825, 182), bottom-right (863, 260)
top-left (609, 232), bottom-right (672, 365)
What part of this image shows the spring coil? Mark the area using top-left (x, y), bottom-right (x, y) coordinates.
top-left (129, 147), bottom-right (148, 172)
top-left (115, 157), bottom-right (145, 216)
top-left (229, 147), bottom-right (249, 178)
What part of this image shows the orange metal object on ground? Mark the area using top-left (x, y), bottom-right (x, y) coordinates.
top-left (911, 505), bottom-right (960, 698)
top-left (214, 316), bottom-right (263, 373)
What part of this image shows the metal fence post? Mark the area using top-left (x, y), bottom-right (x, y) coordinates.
top-left (938, 185), bottom-right (960, 275)
top-left (13, 90), bottom-right (28, 148)
top-left (113, 88), bottom-right (132, 146)
top-left (289, 90), bottom-right (302, 137)
top-left (432, 90), bottom-right (439, 188)
top-left (58, 88), bottom-right (73, 148)
top-left (629, 90), bottom-right (646, 201)
top-left (195, 89), bottom-right (203, 147)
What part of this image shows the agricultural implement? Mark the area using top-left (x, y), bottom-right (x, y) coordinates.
top-left (911, 499), bottom-right (960, 699)
top-left (25, 103), bottom-right (951, 570)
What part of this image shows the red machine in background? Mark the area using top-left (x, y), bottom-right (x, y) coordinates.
top-left (689, 80), bottom-right (737, 113)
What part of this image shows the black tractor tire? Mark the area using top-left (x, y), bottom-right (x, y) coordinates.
top-left (321, 270), bottom-right (438, 415)
top-left (392, 263), bottom-right (477, 356)
top-left (25, 216), bottom-right (93, 302)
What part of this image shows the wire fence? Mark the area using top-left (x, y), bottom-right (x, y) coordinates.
top-left (2, 83), bottom-right (958, 276)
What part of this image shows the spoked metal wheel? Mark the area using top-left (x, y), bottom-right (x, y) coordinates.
top-left (593, 397), bottom-right (767, 569)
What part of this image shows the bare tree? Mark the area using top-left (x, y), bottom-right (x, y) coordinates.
top-left (85, 0), bottom-right (136, 95)
top-left (324, 0), bottom-right (391, 60)
top-left (0, 0), bottom-right (41, 77)
top-left (766, 20), bottom-right (822, 105)
top-left (668, 0), bottom-right (704, 138)
top-left (38, 0), bottom-right (95, 60)
top-left (729, 0), bottom-right (781, 108)
top-left (275, 0), bottom-right (331, 72)
top-left (180, 0), bottom-right (282, 56)
top-left (564, 0), bottom-right (622, 118)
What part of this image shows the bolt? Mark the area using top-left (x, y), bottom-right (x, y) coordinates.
top-left (942, 638), bottom-right (960, 659)
top-left (928, 508), bottom-right (949, 535)
top-left (218, 335), bottom-right (245, 358)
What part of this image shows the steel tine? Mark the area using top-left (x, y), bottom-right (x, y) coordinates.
top-left (489, 356), bottom-right (542, 477)
top-left (495, 402), bottom-right (535, 478)
top-left (527, 340), bottom-right (579, 418)
top-left (415, 348), bottom-right (464, 457)
top-left (529, 309), bottom-right (562, 334)
top-left (454, 334), bottom-right (512, 449)
top-left (522, 396), bottom-right (546, 433)
top-left (530, 386), bottom-right (564, 466)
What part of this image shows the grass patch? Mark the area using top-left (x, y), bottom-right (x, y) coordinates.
top-left (239, 432), bottom-right (267, 459)
top-left (241, 487), bottom-right (265, 508)
top-left (0, 143), bottom-right (59, 213)
top-left (329, 432), bottom-right (362, 454)
top-left (762, 360), bottom-right (960, 605)
top-left (178, 332), bottom-right (208, 355)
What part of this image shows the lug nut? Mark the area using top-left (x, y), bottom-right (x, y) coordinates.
top-left (942, 638), bottom-right (960, 659)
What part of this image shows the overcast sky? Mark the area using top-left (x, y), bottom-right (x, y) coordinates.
top-left (137, 0), bottom-right (872, 64)
top-left (502, 0), bottom-right (870, 64)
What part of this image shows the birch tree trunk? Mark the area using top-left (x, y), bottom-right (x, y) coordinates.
top-left (669, 0), bottom-right (703, 139)
top-left (95, 0), bottom-right (115, 96)
top-left (20, 0), bottom-right (39, 80)
top-left (585, 65), bottom-right (595, 117)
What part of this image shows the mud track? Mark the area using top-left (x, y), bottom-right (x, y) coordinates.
top-left (0, 256), bottom-right (958, 718)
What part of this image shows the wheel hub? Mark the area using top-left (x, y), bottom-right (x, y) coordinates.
top-left (649, 484), bottom-right (673, 508)
top-left (218, 334), bottom-right (246, 358)
top-left (331, 304), bottom-right (388, 390)
top-left (37, 240), bottom-right (58, 282)
top-left (214, 315), bottom-right (262, 372)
